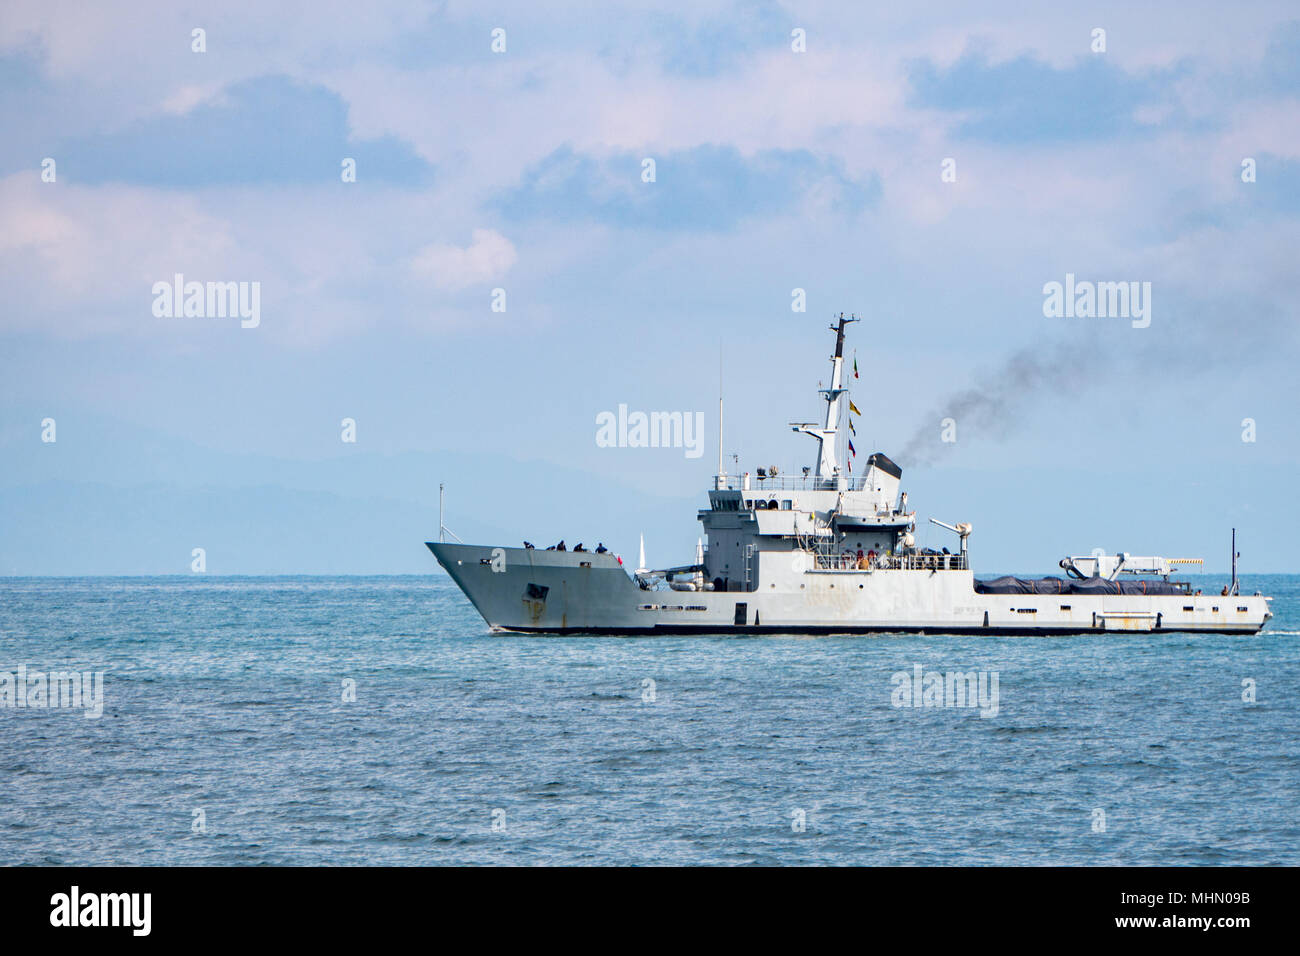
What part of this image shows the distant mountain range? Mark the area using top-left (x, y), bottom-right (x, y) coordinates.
top-left (1, 409), bottom-right (1291, 575)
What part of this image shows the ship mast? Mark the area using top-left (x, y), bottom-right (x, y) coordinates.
top-left (715, 345), bottom-right (726, 490)
top-left (792, 313), bottom-right (858, 481)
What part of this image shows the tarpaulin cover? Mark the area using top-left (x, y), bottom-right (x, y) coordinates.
top-left (974, 576), bottom-right (1185, 596)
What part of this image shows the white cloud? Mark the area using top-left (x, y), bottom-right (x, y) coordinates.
top-left (0, 172), bottom-right (240, 334)
top-left (410, 228), bottom-right (517, 290)
top-left (160, 84), bottom-right (225, 115)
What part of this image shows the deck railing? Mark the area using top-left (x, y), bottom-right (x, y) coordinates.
top-left (713, 474), bottom-right (865, 492)
top-left (810, 551), bottom-right (968, 572)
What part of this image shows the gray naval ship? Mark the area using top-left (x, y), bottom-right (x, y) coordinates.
top-left (428, 316), bottom-right (1272, 635)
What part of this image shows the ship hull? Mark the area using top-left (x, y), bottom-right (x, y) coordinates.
top-left (427, 543), bottom-right (1272, 636)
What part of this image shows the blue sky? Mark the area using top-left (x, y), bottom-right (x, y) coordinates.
top-left (1, 1), bottom-right (1298, 573)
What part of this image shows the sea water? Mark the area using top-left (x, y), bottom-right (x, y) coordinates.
top-left (1, 574), bottom-right (1296, 865)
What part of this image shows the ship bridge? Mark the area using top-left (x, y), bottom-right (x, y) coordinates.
top-left (692, 307), bottom-right (994, 592)
top-left (693, 317), bottom-right (944, 591)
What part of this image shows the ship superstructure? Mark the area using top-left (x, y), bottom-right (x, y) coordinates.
top-left (427, 317), bottom-right (1271, 635)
